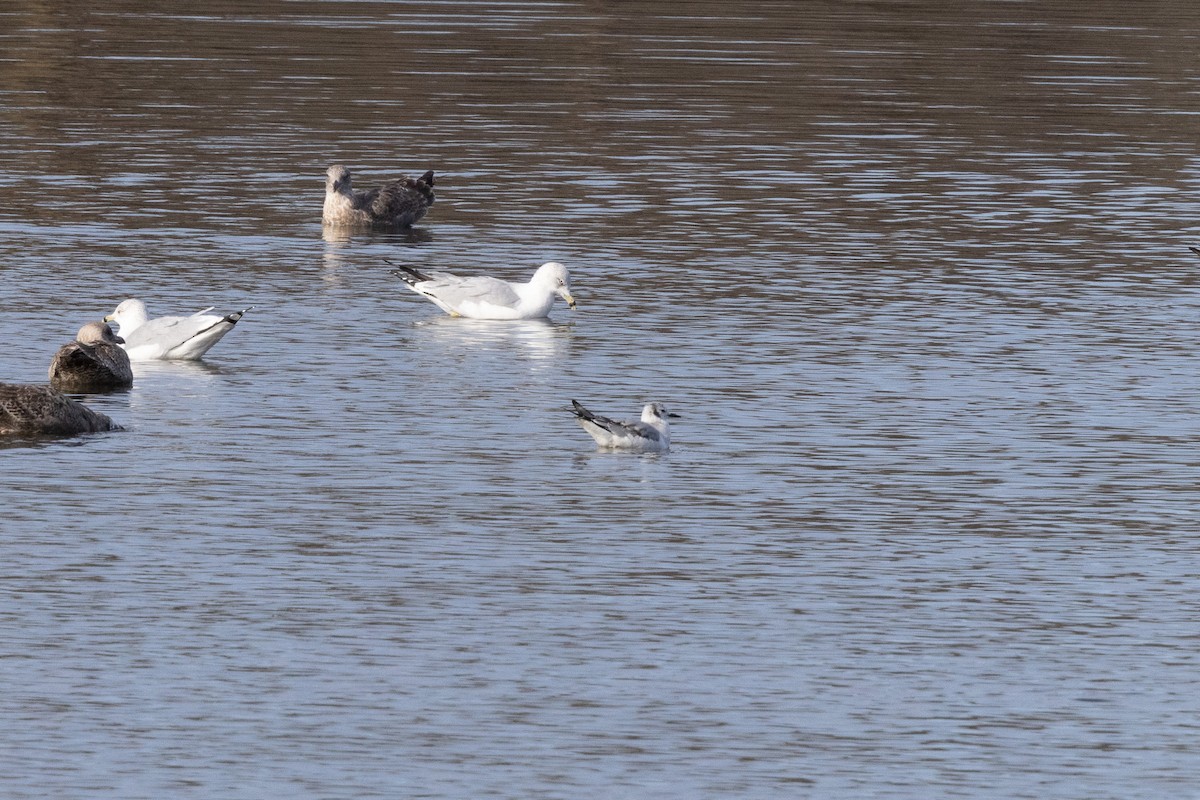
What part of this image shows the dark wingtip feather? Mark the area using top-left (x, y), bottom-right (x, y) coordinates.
top-left (570, 399), bottom-right (601, 425)
top-left (383, 258), bottom-right (432, 284)
top-left (224, 306), bottom-right (254, 325)
top-left (1190, 246), bottom-right (1200, 257)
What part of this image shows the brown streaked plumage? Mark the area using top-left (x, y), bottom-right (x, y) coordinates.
top-left (0, 383), bottom-right (122, 436)
top-left (49, 321), bottom-right (133, 392)
top-left (323, 164), bottom-right (435, 226)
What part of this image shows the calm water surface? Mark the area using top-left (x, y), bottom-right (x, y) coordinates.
top-left (2, 2), bottom-right (1200, 797)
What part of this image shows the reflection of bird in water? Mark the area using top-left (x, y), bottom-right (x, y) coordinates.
top-left (0, 383), bottom-right (121, 436)
top-left (323, 164), bottom-right (435, 227)
top-left (412, 316), bottom-right (572, 363)
top-left (571, 400), bottom-right (676, 452)
top-left (104, 299), bottom-right (251, 361)
top-left (49, 321), bottom-right (133, 392)
top-left (390, 261), bottom-right (576, 320)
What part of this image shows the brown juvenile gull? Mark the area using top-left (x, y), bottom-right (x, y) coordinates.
top-left (48, 321), bottom-right (133, 392)
top-left (104, 299), bottom-right (251, 361)
top-left (0, 383), bottom-right (121, 436)
top-left (390, 261), bottom-right (576, 320)
top-left (570, 400), bottom-right (677, 453)
top-left (323, 164), bottom-right (435, 226)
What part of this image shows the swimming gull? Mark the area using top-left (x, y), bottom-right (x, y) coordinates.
top-left (323, 164), bottom-right (435, 226)
top-left (48, 321), bottom-right (133, 392)
top-left (104, 299), bottom-right (251, 361)
top-left (0, 383), bottom-right (121, 436)
top-left (390, 261), bottom-right (577, 320)
top-left (570, 399), bottom-right (676, 452)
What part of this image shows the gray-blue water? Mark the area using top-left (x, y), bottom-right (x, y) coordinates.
top-left (3, 2), bottom-right (1200, 797)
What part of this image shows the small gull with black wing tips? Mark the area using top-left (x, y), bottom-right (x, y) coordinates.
top-left (570, 399), bottom-right (677, 452)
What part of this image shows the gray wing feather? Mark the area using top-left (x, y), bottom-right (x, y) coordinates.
top-left (124, 313), bottom-right (221, 347)
top-left (424, 276), bottom-right (520, 306)
top-left (613, 419), bottom-right (663, 442)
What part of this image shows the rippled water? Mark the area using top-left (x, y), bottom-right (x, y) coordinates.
top-left (3, 2), bottom-right (1200, 798)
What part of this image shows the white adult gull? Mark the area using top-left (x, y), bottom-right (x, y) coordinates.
top-left (389, 261), bottom-right (577, 320)
top-left (48, 321), bottom-right (133, 392)
top-left (570, 399), bottom-right (676, 452)
top-left (323, 164), bottom-right (435, 227)
top-left (104, 299), bottom-right (252, 361)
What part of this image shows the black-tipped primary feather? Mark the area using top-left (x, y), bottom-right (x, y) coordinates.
top-left (570, 399), bottom-right (611, 431)
top-left (385, 259), bottom-right (435, 286)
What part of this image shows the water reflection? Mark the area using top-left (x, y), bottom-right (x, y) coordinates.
top-left (129, 359), bottom-right (226, 379)
top-left (0, 432), bottom-right (108, 451)
top-left (320, 225), bottom-right (433, 247)
top-left (321, 224), bottom-right (434, 275)
top-left (411, 315), bottom-right (574, 362)
top-left (124, 359), bottom-right (227, 416)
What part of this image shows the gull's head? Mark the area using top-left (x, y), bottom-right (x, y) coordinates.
top-left (104, 298), bottom-right (148, 331)
top-left (643, 403), bottom-right (679, 424)
top-left (77, 321), bottom-right (124, 346)
top-left (326, 164), bottom-right (352, 193)
top-left (536, 261), bottom-right (576, 309)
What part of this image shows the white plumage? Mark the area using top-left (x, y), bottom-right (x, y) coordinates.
top-left (570, 399), bottom-right (674, 452)
top-left (104, 298), bottom-right (251, 361)
top-left (391, 261), bottom-right (577, 320)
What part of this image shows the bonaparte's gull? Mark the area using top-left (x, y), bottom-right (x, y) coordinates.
top-left (323, 164), bottom-right (435, 226)
top-left (390, 261), bottom-right (577, 320)
top-left (104, 299), bottom-right (251, 361)
top-left (571, 399), bottom-right (675, 452)
top-left (48, 321), bottom-right (133, 391)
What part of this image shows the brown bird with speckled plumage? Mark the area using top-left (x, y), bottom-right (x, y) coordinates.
top-left (323, 164), bottom-right (435, 227)
top-left (0, 383), bottom-right (121, 436)
top-left (48, 321), bottom-right (133, 392)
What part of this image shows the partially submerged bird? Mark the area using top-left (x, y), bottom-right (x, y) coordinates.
top-left (0, 383), bottom-right (121, 437)
top-left (570, 399), bottom-right (675, 452)
top-left (104, 299), bottom-right (251, 361)
top-left (48, 321), bottom-right (133, 392)
top-left (390, 261), bottom-right (577, 320)
top-left (323, 164), bottom-right (435, 227)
